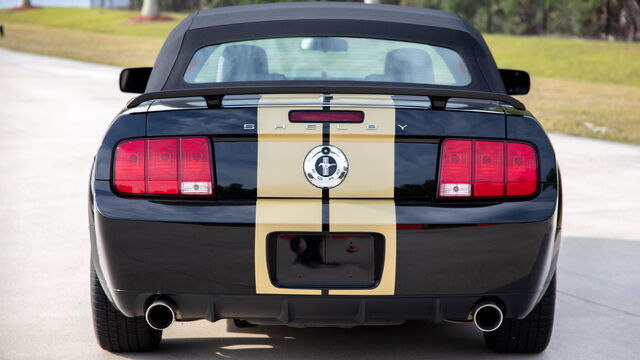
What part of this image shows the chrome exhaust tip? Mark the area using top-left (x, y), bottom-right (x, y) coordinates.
top-left (145, 299), bottom-right (176, 330)
top-left (472, 303), bottom-right (503, 332)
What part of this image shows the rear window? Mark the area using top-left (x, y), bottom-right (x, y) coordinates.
top-left (183, 37), bottom-right (471, 86)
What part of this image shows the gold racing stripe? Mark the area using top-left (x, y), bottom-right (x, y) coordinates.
top-left (255, 94), bottom-right (323, 295)
top-left (328, 94), bottom-right (395, 198)
top-left (328, 199), bottom-right (396, 295)
top-left (255, 199), bottom-right (322, 295)
top-left (254, 94), bottom-right (397, 295)
top-left (257, 94), bottom-right (323, 198)
top-left (328, 94), bottom-right (396, 295)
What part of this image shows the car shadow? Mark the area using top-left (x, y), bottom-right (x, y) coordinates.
top-left (113, 320), bottom-right (506, 359)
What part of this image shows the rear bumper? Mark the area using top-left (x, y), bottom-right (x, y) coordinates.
top-left (110, 291), bottom-right (541, 325)
top-left (90, 180), bottom-right (560, 323)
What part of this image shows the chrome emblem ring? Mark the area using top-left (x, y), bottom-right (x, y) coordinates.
top-left (303, 145), bottom-right (348, 189)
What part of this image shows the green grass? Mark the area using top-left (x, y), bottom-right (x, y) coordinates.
top-left (0, 7), bottom-right (185, 38)
top-left (485, 34), bottom-right (640, 87)
top-left (0, 8), bottom-right (638, 144)
top-left (0, 23), bottom-right (163, 66)
top-left (517, 78), bottom-right (640, 144)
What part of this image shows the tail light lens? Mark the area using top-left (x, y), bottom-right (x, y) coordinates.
top-left (147, 139), bottom-right (178, 194)
top-left (438, 139), bottom-right (537, 198)
top-left (180, 138), bottom-right (213, 195)
top-left (474, 141), bottom-right (505, 197)
top-left (114, 140), bottom-right (146, 194)
top-left (114, 137), bottom-right (214, 196)
top-left (506, 143), bottom-right (537, 196)
top-left (439, 140), bottom-right (472, 197)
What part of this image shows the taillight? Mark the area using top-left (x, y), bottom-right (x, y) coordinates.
top-left (147, 139), bottom-right (178, 194)
top-left (289, 110), bottom-right (364, 123)
top-left (113, 137), bottom-right (214, 196)
top-left (439, 140), bottom-right (472, 197)
top-left (438, 139), bottom-right (537, 198)
top-left (114, 140), bottom-right (145, 194)
top-left (179, 138), bottom-right (213, 195)
top-left (474, 141), bottom-right (504, 197)
top-left (506, 142), bottom-right (537, 196)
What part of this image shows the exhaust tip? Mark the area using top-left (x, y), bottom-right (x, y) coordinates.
top-left (473, 303), bottom-right (503, 332)
top-left (145, 299), bottom-right (175, 330)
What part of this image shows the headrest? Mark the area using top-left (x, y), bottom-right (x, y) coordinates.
top-left (384, 48), bottom-right (434, 84)
top-left (217, 44), bottom-right (269, 82)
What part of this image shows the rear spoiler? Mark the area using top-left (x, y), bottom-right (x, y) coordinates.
top-left (127, 82), bottom-right (525, 110)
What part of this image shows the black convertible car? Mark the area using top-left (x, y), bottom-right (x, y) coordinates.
top-left (89, 2), bottom-right (561, 354)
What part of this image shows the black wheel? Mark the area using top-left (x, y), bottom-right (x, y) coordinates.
top-left (484, 275), bottom-right (556, 353)
top-left (91, 264), bottom-right (161, 352)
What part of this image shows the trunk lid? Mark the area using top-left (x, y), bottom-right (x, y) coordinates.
top-left (144, 94), bottom-right (507, 200)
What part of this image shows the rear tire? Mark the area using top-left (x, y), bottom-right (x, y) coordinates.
top-left (484, 275), bottom-right (556, 353)
top-left (91, 264), bottom-right (161, 352)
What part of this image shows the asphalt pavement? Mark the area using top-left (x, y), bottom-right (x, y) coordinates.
top-left (1, 48), bottom-right (639, 359)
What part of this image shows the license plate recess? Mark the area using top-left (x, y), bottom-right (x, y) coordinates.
top-left (266, 232), bottom-right (385, 289)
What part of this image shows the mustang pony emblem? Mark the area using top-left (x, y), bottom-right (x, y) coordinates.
top-left (303, 145), bottom-right (348, 189)
top-left (316, 156), bottom-right (337, 176)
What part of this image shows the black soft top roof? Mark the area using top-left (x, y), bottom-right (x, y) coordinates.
top-left (190, 2), bottom-right (471, 32)
top-left (145, 2), bottom-right (506, 96)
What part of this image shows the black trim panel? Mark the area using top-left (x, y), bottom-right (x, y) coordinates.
top-left (395, 108), bottom-right (506, 138)
top-left (394, 142), bottom-right (438, 199)
top-left (147, 108), bottom-right (257, 136)
top-left (214, 141), bottom-right (258, 199)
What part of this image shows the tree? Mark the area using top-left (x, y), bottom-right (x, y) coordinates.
top-left (141, 0), bottom-right (160, 17)
top-left (194, 0), bottom-right (639, 41)
top-left (622, 0), bottom-right (640, 40)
